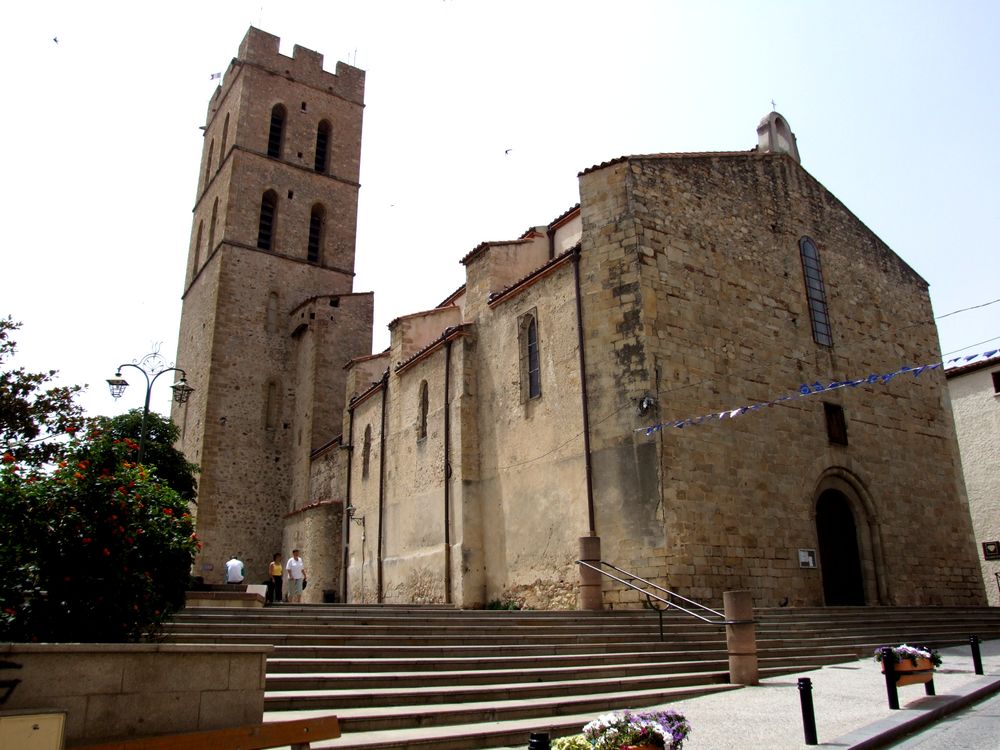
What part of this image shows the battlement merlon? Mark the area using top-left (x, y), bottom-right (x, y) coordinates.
top-left (207, 27), bottom-right (365, 121)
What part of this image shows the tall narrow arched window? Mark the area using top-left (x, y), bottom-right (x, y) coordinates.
top-left (799, 236), bottom-right (833, 347)
top-left (362, 425), bottom-right (372, 479)
top-left (208, 198), bottom-right (219, 254)
top-left (220, 113), bottom-right (230, 159)
top-left (314, 120), bottom-right (330, 173)
top-left (267, 104), bottom-right (286, 159)
top-left (417, 380), bottom-right (429, 440)
top-left (257, 190), bottom-right (278, 250)
top-left (518, 310), bottom-right (542, 401)
top-left (192, 221), bottom-right (203, 276)
top-left (307, 205), bottom-right (325, 263)
top-left (204, 139), bottom-right (215, 187)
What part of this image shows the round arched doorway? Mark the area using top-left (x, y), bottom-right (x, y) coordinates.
top-left (816, 489), bottom-right (866, 605)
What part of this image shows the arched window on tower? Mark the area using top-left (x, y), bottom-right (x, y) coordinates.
top-left (192, 221), bottom-right (203, 277)
top-left (208, 198), bottom-right (219, 254)
top-left (307, 204), bottom-right (325, 264)
top-left (314, 120), bottom-right (331, 173)
top-left (220, 113), bottom-right (230, 159)
top-left (257, 190), bottom-right (278, 251)
top-left (417, 380), bottom-right (429, 440)
top-left (267, 104), bottom-right (286, 159)
top-left (204, 139), bottom-right (214, 188)
top-left (799, 236), bottom-right (833, 347)
top-left (362, 425), bottom-right (372, 480)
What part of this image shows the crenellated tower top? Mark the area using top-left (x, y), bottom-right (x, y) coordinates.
top-left (205, 27), bottom-right (365, 124)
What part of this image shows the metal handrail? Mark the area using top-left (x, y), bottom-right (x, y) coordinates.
top-left (576, 559), bottom-right (742, 627)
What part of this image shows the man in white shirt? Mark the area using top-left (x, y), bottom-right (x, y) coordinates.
top-left (225, 555), bottom-right (245, 584)
top-left (286, 549), bottom-right (306, 603)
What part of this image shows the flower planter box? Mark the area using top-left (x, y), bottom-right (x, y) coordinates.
top-left (881, 656), bottom-right (935, 687)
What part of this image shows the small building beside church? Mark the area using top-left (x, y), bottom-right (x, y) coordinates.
top-left (174, 28), bottom-right (986, 610)
top-left (947, 356), bottom-right (1000, 606)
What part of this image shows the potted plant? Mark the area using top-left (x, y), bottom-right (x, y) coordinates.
top-left (562, 708), bottom-right (691, 750)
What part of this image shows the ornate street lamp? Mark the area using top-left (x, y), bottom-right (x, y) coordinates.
top-left (107, 351), bottom-right (193, 464)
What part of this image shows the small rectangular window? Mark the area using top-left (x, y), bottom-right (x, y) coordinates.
top-left (992, 371), bottom-right (1000, 394)
top-left (824, 402), bottom-right (848, 445)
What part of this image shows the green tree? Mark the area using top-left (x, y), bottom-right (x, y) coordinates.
top-left (88, 410), bottom-right (198, 501)
top-left (0, 429), bottom-right (199, 642)
top-left (0, 317), bottom-right (84, 466)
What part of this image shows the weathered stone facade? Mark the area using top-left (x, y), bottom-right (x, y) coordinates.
top-left (174, 31), bottom-right (985, 609)
top-left (575, 152), bottom-right (983, 607)
top-left (947, 357), bottom-right (1000, 606)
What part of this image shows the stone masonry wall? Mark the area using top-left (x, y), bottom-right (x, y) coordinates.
top-left (578, 153), bottom-right (985, 608)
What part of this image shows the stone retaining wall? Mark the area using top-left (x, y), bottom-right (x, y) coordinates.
top-left (0, 643), bottom-right (269, 745)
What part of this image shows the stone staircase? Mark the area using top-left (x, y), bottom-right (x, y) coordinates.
top-left (163, 605), bottom-right (1000, 749)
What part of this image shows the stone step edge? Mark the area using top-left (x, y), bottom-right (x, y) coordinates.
top-left (263, 665), bottom-right (814, 718)
top-left (264, 654), bottom-right (851, 684)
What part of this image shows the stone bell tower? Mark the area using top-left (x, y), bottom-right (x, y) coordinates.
top-left (173, 28), bottom-right (373, 583)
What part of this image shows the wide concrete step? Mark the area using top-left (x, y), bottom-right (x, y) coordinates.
top-left (266, 648), bottom-right (729, 674)
top-left (272, 682), bottom-right (739, 731)
top-left (161, 627), bottom-right (727, 647)
top-left (266, 652), bottom-right (848, 691)
top-left (267, 661), bottom-right (730, 691)
top-left (174, 636), bottom-right (729, 656)
top-left (267, 668), bottom-right (733, 711)
top-left (163, 621), bottom-right (719, 639)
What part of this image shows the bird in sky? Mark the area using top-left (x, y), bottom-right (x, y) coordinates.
top-left (505, 148), bottom-right (512, 155)
top-left (53, 36), bottom-right (59, 44)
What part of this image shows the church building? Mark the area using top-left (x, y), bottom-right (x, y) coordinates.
top-left (174, 28), bottom-right (986, 609)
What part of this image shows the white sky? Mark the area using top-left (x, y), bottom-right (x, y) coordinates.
top-left (2, 0), bottom-right (997, 419)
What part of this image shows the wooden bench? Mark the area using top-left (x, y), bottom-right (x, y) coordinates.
top-left (70, 715), bottom-right (340, 750)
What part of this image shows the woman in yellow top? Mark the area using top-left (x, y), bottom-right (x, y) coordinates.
top-left (268, 553), bottom-right (283, 604)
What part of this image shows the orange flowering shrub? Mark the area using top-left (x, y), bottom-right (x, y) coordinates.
top-left (0, 431), bottom-right (198, 642)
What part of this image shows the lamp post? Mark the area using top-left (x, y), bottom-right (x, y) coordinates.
top-left (107, 352), bottom-right (193, 464)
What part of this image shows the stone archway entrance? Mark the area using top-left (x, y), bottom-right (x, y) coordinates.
top-left (816, 489), bottom-right (866, 605)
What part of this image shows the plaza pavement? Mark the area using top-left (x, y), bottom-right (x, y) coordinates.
top-left (639, 637), bottom-right (1000, 749)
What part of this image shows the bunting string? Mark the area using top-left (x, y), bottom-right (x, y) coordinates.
top-left (637, 348), bottom-right (1000, 436)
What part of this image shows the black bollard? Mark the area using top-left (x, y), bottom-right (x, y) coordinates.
top-left (798, 677), bottom-right (818, 745)
top-left (528, 731), bottom-right (551, 750)
top-left (880, 647), bottom-right (900, 710)
top-left (971, 634), bottom-right (984, 675)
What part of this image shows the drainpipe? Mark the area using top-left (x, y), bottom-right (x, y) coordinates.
top-left (377, 371), bottom-right (388, 603)
top-left (443, 336), bottom-right (453, 604)
top-left (341, 406), bottom-right (355, 603)
top-left (572, 248), bottom-right (596, 534)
